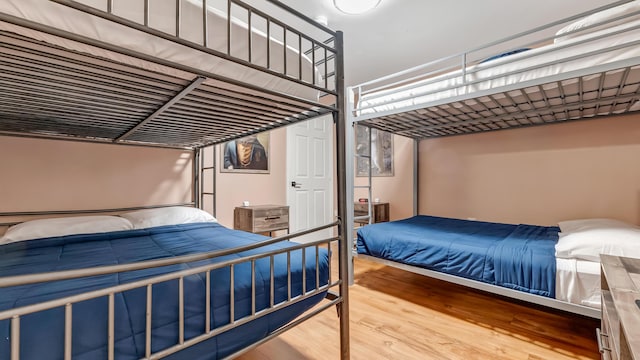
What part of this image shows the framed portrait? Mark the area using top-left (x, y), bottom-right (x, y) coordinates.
top-left (220, 132), bottom-right (270, 174)
top-left (355, 125), bottom-right (394, 177)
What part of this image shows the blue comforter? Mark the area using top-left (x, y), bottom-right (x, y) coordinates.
top-left (357, 215), bottom-right (559, 297)
top-left (0, 222), bottom-right (329, 360)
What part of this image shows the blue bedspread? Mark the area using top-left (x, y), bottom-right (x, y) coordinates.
top-left (357, 215), bottom-right (559, 297)
top-left (0, 222), bottom-right (329, 360)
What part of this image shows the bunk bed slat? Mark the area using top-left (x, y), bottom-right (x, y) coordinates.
top-left (0, 31), bottom-right (334, 148)
top-left (363, 68), bottom-right (640, 139)
top-left (0, 1), bottom-right (340, 149)
top-left (114, 76), bottom-right (206, 142)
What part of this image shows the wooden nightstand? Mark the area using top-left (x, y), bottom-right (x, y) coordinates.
top-left (234, 205), bottom-right (289, 236)
top-left (599, 255), bottom-right (640, 360)
top-left (354, 202), bottom-right (389, 225)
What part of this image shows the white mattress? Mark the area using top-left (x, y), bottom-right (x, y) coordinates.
top-left (356, 17), bottom-right (640, 118)
top-left (0, 0), bottom-right (321, 100)
top-left (555, 258), bottom-right (601, 309)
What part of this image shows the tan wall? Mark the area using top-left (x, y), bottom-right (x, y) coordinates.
top-left (355, 134), bottom-right (415, 221)
top-left (3, 125), bottom-right (411, 233)
top-left (0, 136), bottom-right (193, 212)
top-left (0, 129), bottom-right (286, 230)
top-left (6, 112), bottom-right (635, 232)
top-left (212, 127), bottom-right (287, 228)
top-left (419, 114), bottom-right (640, 226)
top-left (0, 127), bottom-right (304, 234)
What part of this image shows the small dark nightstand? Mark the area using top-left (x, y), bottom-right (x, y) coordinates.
top-left (234, 205), bottom-right (289, 236)
top-left (354, 202), bottom-right (389, 225)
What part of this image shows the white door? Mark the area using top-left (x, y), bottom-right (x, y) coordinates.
top-left (286, 115), bottom-right (333, 243)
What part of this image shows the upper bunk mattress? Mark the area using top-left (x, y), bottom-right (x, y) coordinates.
top-left (0, 0), bottom-right (321, 101)
top-left (356, 15), bottom-right (640, 118)
top-left (357, 215), bottom-right (559, 297)
top-left (0, 222), bottom-right (329, 360)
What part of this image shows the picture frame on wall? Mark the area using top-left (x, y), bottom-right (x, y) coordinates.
top-left (220, 132), bottom-right (270, 174)
top-left (355, 125), bottom-right (394, 177)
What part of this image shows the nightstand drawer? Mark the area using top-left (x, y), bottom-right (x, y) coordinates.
top-left (253, 213), bottom-right (289, 233)
top-left (253, 207), bottom-right (288, 219)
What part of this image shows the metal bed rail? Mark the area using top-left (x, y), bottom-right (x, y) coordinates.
top-left (357, 254), bottom-right (601, 319)
top-left (0, 221), bottom-right (341, 360)
top-left (51, 0), bottom-right (338, 96)
top-left (349, 0), bottom-right (638, 121)
top-left (354, 26), bottom-right (640, 118)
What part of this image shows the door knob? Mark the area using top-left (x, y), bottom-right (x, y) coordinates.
top-left (291, 181), bottom-right (302, 188)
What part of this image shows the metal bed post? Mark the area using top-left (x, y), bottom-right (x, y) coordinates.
top-left (367, 127), bottom-right (372, 223)
top-left (193, 149), bottom-right (201, 209)
top-left (345, 92), bottom-right (356, 286)
top-left (334, 30), bottom-right (351, 360)
top-left (199, 147), bottom-right (205, 210)
top-left (212, 146), bottom-right (217, 217)
top-left (413, 139), bottom-right (419, 216)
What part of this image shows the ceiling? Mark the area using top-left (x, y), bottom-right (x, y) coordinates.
top-left (274, 0), bottom-right (617, 87)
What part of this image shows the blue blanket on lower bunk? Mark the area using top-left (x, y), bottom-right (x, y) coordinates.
top-left (0, 222), bottom-right (329, 360)
top-left (357, 215), bottom-right (559, 297)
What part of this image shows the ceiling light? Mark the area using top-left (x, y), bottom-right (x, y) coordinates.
top-left (333, 0), bottom-right (382, 15)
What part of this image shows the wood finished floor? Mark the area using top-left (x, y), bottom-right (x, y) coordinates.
top-left (238, 258), bottom-right (600, 360)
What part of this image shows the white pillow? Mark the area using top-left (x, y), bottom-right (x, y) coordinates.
top-left (120, 206), bottom-right (217, 230)
top-left (554, 1), bottom-right (640, 43)
top-left (555, 219), bottom-right (640, 262)
top-left (558, 218), bottom-right (636, 234)
top-left (0, 215), bottom-right (134, 244)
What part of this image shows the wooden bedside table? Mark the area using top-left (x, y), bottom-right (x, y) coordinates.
top-left (234, 205), bottom-right (289, 236)
top-left (354, 202), bottom-right (389, 225)
top-left (599, 255), bottom-right (640, 360)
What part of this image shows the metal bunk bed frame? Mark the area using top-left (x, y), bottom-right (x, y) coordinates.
top-left (345, 0), bottom-right (640, 320)
top-left (0, 0), bottom-right (350, 358)
top-left (350, 0), bottom-right (640, 137)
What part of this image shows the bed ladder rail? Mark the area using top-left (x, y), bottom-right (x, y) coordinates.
top-left (198, 146), bottom-right (216, 217)
top-left (352, 124), bottom-right (374, 258)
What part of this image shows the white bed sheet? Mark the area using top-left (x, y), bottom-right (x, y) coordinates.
top-left (0, 0), bottom-right (321, 100)
top-left (357, 18), bottom-right (640, 117)
top-left (555, 257), bottom-right (601, 309)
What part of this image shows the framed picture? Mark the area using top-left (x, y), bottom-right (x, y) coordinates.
top-left (220, 132), bottom-right (270, 173)
top-left (355, 125), bottom-right (394, 177)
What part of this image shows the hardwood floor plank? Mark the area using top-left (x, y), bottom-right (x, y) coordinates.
top-left (238, 258), bottom-right (600, 359)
